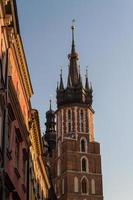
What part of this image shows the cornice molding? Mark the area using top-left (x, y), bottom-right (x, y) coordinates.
top-left (13, 35), bottom-right (33, 99)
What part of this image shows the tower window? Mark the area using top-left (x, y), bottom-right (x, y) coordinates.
top-left (67, 109), bottom-right (72, 132)
top-left (80, 110), bottom-right (84, 132)
top-left (81, 177), bottom-right (88, 194)
top-left (81, 157), bottom-right (88, 172)
top-left (68, 110), bottom-right (71, 120)
top-left (80, 138), bottom-right (87, 153)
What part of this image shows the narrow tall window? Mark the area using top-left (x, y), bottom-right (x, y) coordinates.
top-left (74, 176), bottom-right (78, 192)
top-left (80, 110), bottom-right (84, 132)
top-left (81, 156), bottom-right (89, 172)
top-left (82, 158), bottom-right (86, 171)
top-left (68, 109), bottom-right (71, 132)
top-left (81, 157), bottom-right (88, 172)
top-left (80, 138), bottom-right (87, 152)
top-left (81, 178), bottom-right (87, 194)
top-left (68, 110), bottom-right (71, 120)
top-left (91, 179), bottom-right (96, 194)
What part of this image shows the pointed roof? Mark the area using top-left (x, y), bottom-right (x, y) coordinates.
top-left (59, 69), bottom-right (64, 90)
top-left (67, 21), bottom-right (80, 87)
top-left (56, 23), bottom-right (93, 108)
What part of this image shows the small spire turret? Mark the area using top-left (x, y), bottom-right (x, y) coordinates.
top-left (85, 67), bottom-right (89, 90)
top-left (59, 69), bottom-right (64, 90)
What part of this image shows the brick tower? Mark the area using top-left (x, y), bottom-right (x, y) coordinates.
top-left (45, 24), bottom-right (103, 200)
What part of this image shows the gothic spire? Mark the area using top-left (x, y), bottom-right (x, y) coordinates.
top-left (85, 67), bottom-right (89, 90)
top-left (67, 20), bottom-right (80, 87)
top-left (59, 69), bottom-right (64, 90)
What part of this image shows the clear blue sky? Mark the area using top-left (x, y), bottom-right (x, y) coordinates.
top-left (17, 0), bottom-right (133, 199)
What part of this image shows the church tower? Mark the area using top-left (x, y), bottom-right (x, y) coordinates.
top-left (45, 24), bottom-right (103, 200)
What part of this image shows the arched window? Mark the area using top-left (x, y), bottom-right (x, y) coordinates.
top-left (80, 138), bottom-right (87, 153)
top-left (80, 110), bottom-right (84, 132)
top-left (91, 179), bottom-right (96, 194)
top-left (81, 157), bottom-right (88, 172)
top-left (74, 176), bottom-right (78, 192)
top-left (68, 109), bottom-right (72, 132)
top-left (81, 177), bottom-right (88, 194)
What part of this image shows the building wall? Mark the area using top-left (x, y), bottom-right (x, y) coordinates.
top-left (29, 109), bottom-right (50, 200)
top-left (50, 105), bottom-right (103, 200)
top-left (0, 0), bottom-right (32, 199)
top-left (0, 1), bottom-right (52, 200)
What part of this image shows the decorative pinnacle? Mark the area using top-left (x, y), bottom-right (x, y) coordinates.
top-left (60, 67), bottom-right (62, 77)
top-left (59, 67), bottom-right (64, 90)
top-left (49, 99), bottom-right (52, 110)
top-left (85, 66), bottom-right (89, 90)
top-left (86, 66), bottom-right (88, 78)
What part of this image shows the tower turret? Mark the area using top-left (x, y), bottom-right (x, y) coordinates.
top-left (44, 100), bottom-right (56, 156)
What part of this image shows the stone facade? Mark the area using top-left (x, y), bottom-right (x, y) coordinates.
top-left (29, 109), bottom-right (50, 200)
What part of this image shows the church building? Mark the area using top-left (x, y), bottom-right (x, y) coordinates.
top-left (45, 24), bottom-right (104, 200)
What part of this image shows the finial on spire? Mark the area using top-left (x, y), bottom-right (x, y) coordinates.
top-left (49, 99), bottom-right (52, 110)
top-left (71, 19), bottom-right (76, 53)
top-left (60, 67), bottom-right (62, 77)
